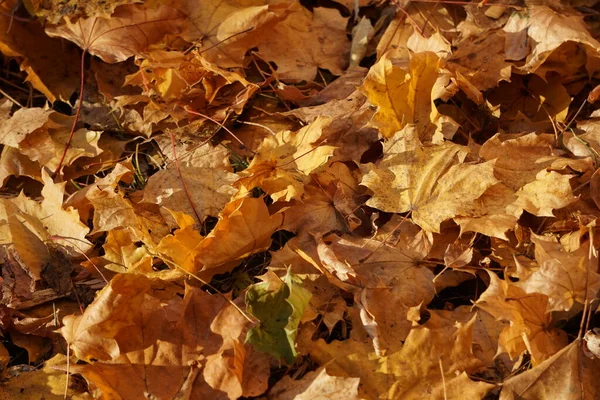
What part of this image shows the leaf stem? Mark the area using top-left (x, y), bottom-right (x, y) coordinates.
top-left (53, 50), bottom-right (86, 178)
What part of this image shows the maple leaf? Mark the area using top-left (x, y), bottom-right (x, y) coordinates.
top-left (256, 4), bottom-right (350, 82)
top-left (361, 52), bottom-right (441, 138)
top-left (475, 272), bottom-right (568, 365)
top-left (360, 126), bottom-right (498, 233)
top-left (45, 4), bottom-right (184, 63)
top-left (0, 171), bottom-right (91, 283)
top-left (500, 339), bottom-right (600, 400)
top-left (245, 270), bottom-right (312, 364)
top-left (303, 315), bottom-right (493, 399)
top-left (60, 274), bottom-right (270, 399)
top-left (237, 117), bottom-right (335, 202)
top-left (447, 30), bottom-right (512, 92)
top-left (504, 6), bottom-right (600, 75)
top-left (0, 0), bottom-right (80, 102)
top-left (0, 109), bottom-right (104, 174)
top-left (269, 367), bottom-right (361, 400)
top-left (518, 235), bottom-right (600, 313)
top-left (155, 197), bottom-right (282, 278)
top-left (282, 162), bottom-right (363, 236)
top-left (142, 166), bottom-right (238, 226)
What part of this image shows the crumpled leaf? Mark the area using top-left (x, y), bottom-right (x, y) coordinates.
top-left (0, 171), bottom-right (91, 281)
top-left (24, 0), bottom-right (139, 23)
top-left (156, 197), bottom-right (282, 277)
top-left (246, 269), bottom-right (312, 364)
top-left (238, 117), bottom-right (335, 202)
top-left (504, 6), bottom-right (600, 74)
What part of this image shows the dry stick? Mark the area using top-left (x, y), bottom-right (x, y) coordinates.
top-left (418, 0), bottom-right (441, 36)
top-left (168, 128), bottom-right (202, 223)
top-left (53, 50), bottom-right (86, 177)
top-left (439, 357), bottom-right (448, 400)
top-left (388, 0), bottom-right (425, 36)
top-left (64, 345), bottom-right (70, 400)
top-left (47, 235), bottom-right (109, 283)
top-left (578, 226), bottom-right (597, 340)
top-left (0, 86), bottom-right (23, 108)
top-left (197, 26), bottom-right (255, 55)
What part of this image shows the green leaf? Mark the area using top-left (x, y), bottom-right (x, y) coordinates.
top-left (245, 270), bottom-right (312, 364)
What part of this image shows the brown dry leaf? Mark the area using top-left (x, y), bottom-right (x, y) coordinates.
top-left (300, 229), bottom-right (434, 353)
top-left (475, 272), bottom-right (568, 365)
top-left (0, 108), bottom-right (52, 148)
top-left (237, 117), bottom-right (335, 202)
top-left (194, 197), bottom-right (282, 271)
top-left (0, 0), bottom-right (80, 102)
top-left (0, 109), bottom-right (104, 173)
top-left (24, 0), bottom-right (140, 23)
top-left (142, 166), bottom-right (238, 226)
top-left (360, 126), bottom-right (498, 233)
top-left (154, 137), bottom-right (231, 170)
top-left (256, 4), bottom-right (350, 82)
top-left (504, 6), bottom-right (600, 75)
top-left (269, 367), bottom-right (360, 400)
top-left (480, 133), bottom-right (562, 191)
top-left (282, 162), bottom-right (363, 236)
top-left (45, 4), bottom-right (184, 63)
top-left (453, 183), bottom-right (518, 240)
top-left (84, 172), bottom-right (169, 247)
top-left (98, 228), bottom-right (153, 273)
top-left (156, 197), bottom-right (282, 276)
top-left (124, 50), bottom-right (258, 120)
top-left (507, 170), bottom-right (578, 217)
top-left (302, 315), bottom-right (493, 399)
top-left (500, 339), bottom-right (600, 400)
top-left (376, 5), bottom-right (456, 60)
top-left (0, 171), bottom-right (91, 281)
top-left (0, 354), bottom-right (90, 399)
top-left (169, 0), bottom-right (284, 68)
top-left (61, 274), bottom-right (268, 399)
top-left (518, 235), bottom-right (600, 312)
top-left (447, 30), bottom-right (512, 92)
top-left (360, 52), bottom-right (441, 138)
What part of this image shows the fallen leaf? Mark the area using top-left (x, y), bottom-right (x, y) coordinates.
top-left (360, 52), bottom-right (441, 138)
top-left (142, 166), bottom-right (238, 226)
top-left (269, 367), bottom-right (361, 400)
top-left (257, 4), bottom-right (350, 82)
top-left (360, 126), bottom-right (498, 232)
top-left (500, 339), bottom-right (600, 400)
top-left (45, 4), bottom-right (184, 63)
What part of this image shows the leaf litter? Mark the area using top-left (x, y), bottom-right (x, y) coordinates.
top-left (1, 0), bottom-right (600, 399)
